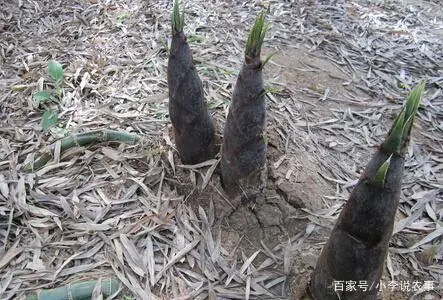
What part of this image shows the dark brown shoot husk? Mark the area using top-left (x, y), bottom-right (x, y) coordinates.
top-left (167, 0), bottom-right (216, 165)
top-left (220, 12), bottom-right (269, 197)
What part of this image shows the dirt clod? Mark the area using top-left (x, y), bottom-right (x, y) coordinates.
top-left (255, 203), bottom-right (283, 227)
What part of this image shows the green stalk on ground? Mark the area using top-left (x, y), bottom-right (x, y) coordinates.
top-left (167, 0), bottom-right (217, 165)
top-left (23, 130), bottom-right (140, 172)
top-left (220, 11), bottom-right (270, 197)
top-left (26, 278), bottom-right (119, 300)
top-left (308, 81), bottom-right (426, 300)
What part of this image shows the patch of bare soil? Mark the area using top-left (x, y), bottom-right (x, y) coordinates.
top-left (270, 45), bottom-right (364, 103)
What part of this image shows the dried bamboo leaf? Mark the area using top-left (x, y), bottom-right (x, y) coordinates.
top-left (0, 240), bottom-right (22, 270)
top-left (0, 174), bottom-right (9, 198)
top-left (154, 239), bottom-right (201, 284)
top-left (408, 226), bottom-right (443, 250)
top-left (239, 250), bottom-right (260, 275)
top-left (120, 234), bottom-right (147, 277)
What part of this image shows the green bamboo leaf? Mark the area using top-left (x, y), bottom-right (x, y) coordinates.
top-left (402, 80), bottom-right (425, 139)
top-left (48, 60), bottom-right (63, 84)
top-left (382, 80), bottom-right (425, 154)
top-left (180, 4), bottom-right (185, 30)
top-left (373, 154), bottom-right (393, 188)
top-left (382, 109), bottom-right (405, 154)
top-left (261, 51), bottom-right (277, 68)
top-left (172, 0), bottom-right (184, 34)
top-left (41, 109), bottom-right (58, 131)
top-left (33, 91), bottom-right (53, 105)
top-left (245, 11), bottom-right (269, 59)
top-left (405, 81), bottom-right (424, 117)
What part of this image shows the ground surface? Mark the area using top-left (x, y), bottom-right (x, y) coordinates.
top-left (0, 0), bottom-right (442, 299)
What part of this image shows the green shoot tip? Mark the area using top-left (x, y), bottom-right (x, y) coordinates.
top-left (373, 154), bottom-right (392, 188)
top-left (382, 80), bottom-right (425, 154)
top-left (245, 11), bottom-right (269, 60)
top-left (172, 0), bottom-right (184, 34)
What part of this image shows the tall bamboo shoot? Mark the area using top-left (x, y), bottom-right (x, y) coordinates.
top-left (308, 81), bottom-right (425, 300)
top-left (167, 0), bottom-right (216, 164)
